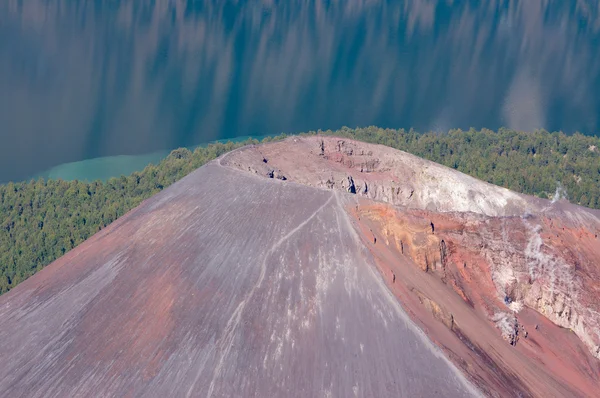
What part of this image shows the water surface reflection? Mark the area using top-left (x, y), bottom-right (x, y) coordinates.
top-left (1, 0), bottom-right (599, 181)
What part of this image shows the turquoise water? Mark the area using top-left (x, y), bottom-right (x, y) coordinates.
top-left (1, 1), bottom-right (600, 182)
top-left (32, 152), bottom-right (170, 182)
top-left (33, 134), bottom-right (270, 182)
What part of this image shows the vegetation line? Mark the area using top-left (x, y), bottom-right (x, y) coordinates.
top-left (1, 127), bottom-right (599, 294)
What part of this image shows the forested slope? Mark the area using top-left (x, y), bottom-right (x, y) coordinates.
top-left (0, 138), bottom-right (265, 293)
top-left (1, 128), bottom-right (599, 294)
top-left (332, 127), bottom-right (600, 208)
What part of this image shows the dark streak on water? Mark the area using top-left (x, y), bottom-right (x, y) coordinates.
top-left (1, 0), bottom-right (599, 182)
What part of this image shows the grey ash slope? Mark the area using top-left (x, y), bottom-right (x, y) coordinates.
top-left (0, 160), bottom-right (478, 397)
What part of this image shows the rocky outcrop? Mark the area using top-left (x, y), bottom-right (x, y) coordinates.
top-left (223, 136), bottom-right (600, 362)
top-left (412, 288), bottom-right (455, 330)
top-left (266, 168), bottom-right (287, 180)
top-left (350, 201), bottom-right (600, 397)
top-left (353, 201), bottom-right (600, 362)
top-left (221, 150), bottom-right (287, 181)
top-left (222, 136), bottom-right (543, 217)
top-left (341, 175), bottom-right (356, 194)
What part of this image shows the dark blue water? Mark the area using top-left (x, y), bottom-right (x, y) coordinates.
top-left (1, 0), bottom-right (599, 182)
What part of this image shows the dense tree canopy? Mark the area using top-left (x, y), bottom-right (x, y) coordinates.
top-left (0, 137), bottom-right (272, 294)
top-left (1, 128), bottom-right (599, 294)
top-left (331, 127), bottom-right (600, 208)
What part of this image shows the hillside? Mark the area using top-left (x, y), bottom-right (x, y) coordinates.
top-left (0, 148), bottom-right (477, 397)
top-left (0, 136), bottom-right (599, 397)
top-left (1, 128), bottom-right (599, 296)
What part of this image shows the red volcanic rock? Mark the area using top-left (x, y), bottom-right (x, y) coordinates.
top-left (1, 135), bottom-right (599, 397)
top-left (221, 136), bottom-right (548, 216)
top-left (223, 136), bottom-right (600, 396)
top-left (350, 202), bottom-right (600, 397)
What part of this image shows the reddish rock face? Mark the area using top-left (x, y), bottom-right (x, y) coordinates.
top-left (224, 136), bottom-right (600, 396)
top-left (221, 135), bottom-right (549, 216)
top-left (1, 135), bottom-right (599, 397)
top-left (350, 202), bottom-right (600, 397)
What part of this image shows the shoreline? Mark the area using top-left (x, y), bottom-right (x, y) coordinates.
top-left (29, 134), bottom-right (273, 183)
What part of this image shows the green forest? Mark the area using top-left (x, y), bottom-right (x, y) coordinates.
top-left (330, 127), bottom-right (600, 208)
top-left (1, 127), bottom-right (599, 294)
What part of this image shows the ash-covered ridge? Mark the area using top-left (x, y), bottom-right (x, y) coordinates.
top-left (2, 135), bottom-right (599, 398)
top-left (221, 135), bottom-right (549, 217)
top-left (223, 136), bottom-right (600, 397)
top-left (0, 157), bottom-right (477, 397)
top-left (226, 136), bottom-right (600, 357)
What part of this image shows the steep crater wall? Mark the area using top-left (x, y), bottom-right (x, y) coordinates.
top-left (222, 136), bottom-right (600, 360)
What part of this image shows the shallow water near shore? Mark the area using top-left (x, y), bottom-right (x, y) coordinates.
top-left (33, 134), bottom-right (270, 182)
top-left (32, 151), bottom-right (170, 182)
